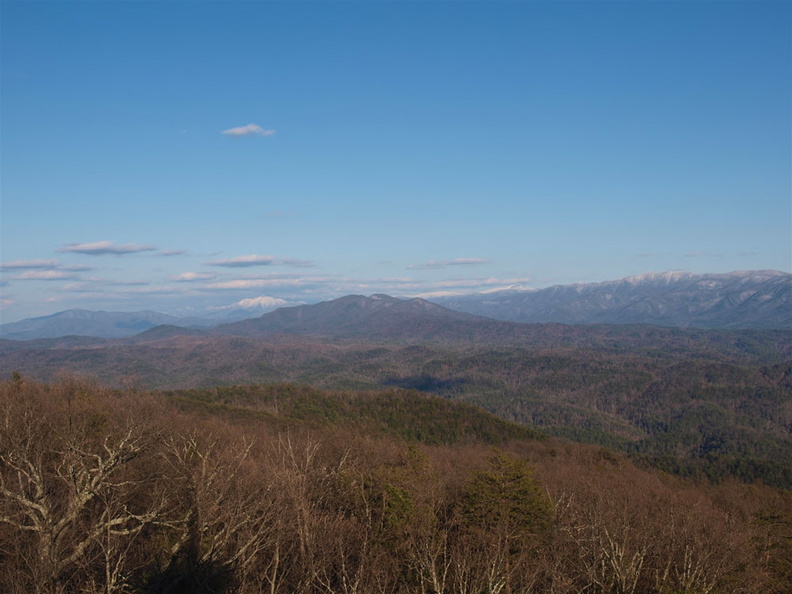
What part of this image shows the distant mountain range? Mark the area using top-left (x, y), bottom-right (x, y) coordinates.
top-left (0, 301), bottom-right (289, 341)
top-left (2, 272), bottom-right (789, 497)
top-left (431, 270), bottom-right (791, 330)
top-left (1, 270), bottom-right (789, 340)
top-left (2, 303), bottom-right (788, 392)
top-left (0, 309), bottom-right (212, 341)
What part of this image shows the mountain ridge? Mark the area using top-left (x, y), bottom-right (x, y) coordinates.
top-left (211, 293), bottom-right (491, 340)
top-left (431, 269), bottom-right (791, 329)
top-left (1, 270), bottom-right (789, 340)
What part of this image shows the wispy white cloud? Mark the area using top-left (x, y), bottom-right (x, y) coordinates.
top-left (171, 272), bottom-right (218, 282)
top-left (14, 270), bottom-right (83, 281)
top-left (407, 258), bottom-right (489, 270)
top-left (205, 254), bottom-right (314, 268)
top-left (60, 265), bottom-right (96, 271)
top-left (221, 123), bottom-right (276, 137)
top-left (12, 265), bottom-right (537, 317)
top-left (58, 241), bottom-right (157, 255)
top-left (206, 254), bottom-right (276, 267)
top-left (58, 278), bottom-right (153, 292)
top-left (429, 276), bottom-right (531, 290)
top-left (63, 284), bottom-right (183, 298)
top-left (199, 272), bottom-right (532, 299)
top-left (372, 277), bottom-right (416, 285)
top-left (0, 259), bottom-right (60, 271)
top-left (61, 282), bottom-right (100, 293)
top-left (478, 283), bottom-right (531, 294)
top-left (412, 290), bottom-right (466, 299)
top-left (351, 276), bottom-right (532, 296)
top-left (0, 260), bottom-right (95, 273)
top-left (682, 251), bottom-right (722, 259)
top-left (157, 249), bottom-right (187, 257)
top-left (279, 258), bottom-right (315, 268)
top-left (206, 278), bottom-right (307, 290)
top-left (108, 285), bottom-right (181, 296)
top-left (106, 280), bottom-right (150, 287)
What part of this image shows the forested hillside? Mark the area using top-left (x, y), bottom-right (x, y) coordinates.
top-left (1, 376), bottom-right (790, 593)
top-left (3, 325), bottom-right (789, 488)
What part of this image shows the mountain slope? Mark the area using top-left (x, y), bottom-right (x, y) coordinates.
top-left (212, 293), bottom-right (492, 340)
top-left (432, 270), bottom-right (792, 329)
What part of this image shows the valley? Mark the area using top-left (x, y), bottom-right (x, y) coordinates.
top-left (2, 289), bottom-right (790, 489)
top-left (1, 277), bottom-right (790, 592)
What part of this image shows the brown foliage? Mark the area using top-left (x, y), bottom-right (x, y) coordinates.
top-left (0, 376), bottom-right (788, 593)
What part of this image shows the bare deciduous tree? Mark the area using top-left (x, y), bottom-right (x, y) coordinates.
top-left (0, 379), bottom-right (162, 593)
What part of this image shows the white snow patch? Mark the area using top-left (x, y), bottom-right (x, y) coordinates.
top-left (213, 296), bottom-right (289, 311)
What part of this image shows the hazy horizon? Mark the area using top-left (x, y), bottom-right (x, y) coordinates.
top-left (2, 2), bottom-right (790, 324)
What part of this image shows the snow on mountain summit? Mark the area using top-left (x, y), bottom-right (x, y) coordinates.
top-left (431, 270), bottom-right (791, 329)
top-left (622, 271), bottom-right (696, 285)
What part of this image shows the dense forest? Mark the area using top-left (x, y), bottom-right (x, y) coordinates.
top-left (4, 328), bottom-right (788, 489)
top-left (1, 376), bottom-right (790, 593)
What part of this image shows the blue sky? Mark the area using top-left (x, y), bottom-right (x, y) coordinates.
top-left (2, 1), bottom-right (790, 323)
